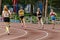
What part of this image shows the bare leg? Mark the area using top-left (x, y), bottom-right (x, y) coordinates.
top-left (40, 18), bottom-right (44, 29)
top-left (23, 18), bottom-right (26, 27)
top-left (20, 18), bottom-right (23, 27)
top-left (37, 17), bottom-right (40, 27)
top-left (52, 20), bottom-right (55, 29)
top-left (37, 17), bottom-right (43, 30)
top-left (6, 22), bottom-right (10, 35)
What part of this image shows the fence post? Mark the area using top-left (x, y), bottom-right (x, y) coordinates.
top-left (44, 17), bottom-right (49, 24)
top-left (29, 15), bottom-right (32, 23)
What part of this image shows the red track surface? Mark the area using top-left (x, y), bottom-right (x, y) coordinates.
top-left (0, 22), bottom-right (60, 40)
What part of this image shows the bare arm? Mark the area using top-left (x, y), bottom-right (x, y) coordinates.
top-left (36, 12), bottom-right (38, 17)
top-left (8, 10), bottom-right (12, 18)
top-left (54, 12), bottom-right (57, 16)
top-left (18, 10), bottom-right (20, 16)
top-left (49, 12), bottom-right (51, 17)
top-left (8, 10), bottom-right (11, 15)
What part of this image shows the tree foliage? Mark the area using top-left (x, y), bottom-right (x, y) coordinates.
top-left (2, 0), bottom-right (60, 8)
top-left (2, 0), bottom-right (12, 5)
top-left (48, 0), bottom-right (60, 8)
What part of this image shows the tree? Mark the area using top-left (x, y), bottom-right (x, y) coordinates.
top-left (48, 0), bottom-right (60, 8)
top-left (18, 0), bottom-right (38, 15)
top-left (26, 0), bottom-right (37, 15)
top-left (0, 0), bottom-right (2, 13)
top-left (18, 0), bottom-right (25, 4)
top-left (45, 0), bottom-right (48, 23)
top-left (42, 0), bottom-right (46, 17)
top-left (2, 0), bottom-right (12, 5)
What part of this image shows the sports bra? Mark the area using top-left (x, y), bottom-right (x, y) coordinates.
top-left (37, 11), bottom-right (42, 17)
top-left (50, 12), bottom-right (55, 16)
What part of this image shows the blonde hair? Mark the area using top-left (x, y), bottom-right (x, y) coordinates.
top-left (3, 5), bottom-right (8, 11)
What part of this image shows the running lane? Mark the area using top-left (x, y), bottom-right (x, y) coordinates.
top-left (0, 22), bottom-right (60, 40)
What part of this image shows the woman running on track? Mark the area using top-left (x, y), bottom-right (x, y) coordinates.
top-left (50, 9), bottom-right (57, 29)
top-left (18, 7), bottom-right (26, 29)
top-left (2, 5), bottom-right (11, 35)
top-left (36, 8), bottom-right (44, 29)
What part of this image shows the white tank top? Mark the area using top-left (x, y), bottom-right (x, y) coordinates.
top-left (2, 10), bottom-right (10, 17)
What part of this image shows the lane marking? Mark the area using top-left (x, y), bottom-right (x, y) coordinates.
top-left (36, 31), bottom-right (48, 40)
top-left (0, 28), bottom-right (28, 40)
top-left (46, 28), bottom-right (60, 32)
top-left (5, 28), bottom-right (28, 40)
top-left (23, 28), bottom-right (48, 40)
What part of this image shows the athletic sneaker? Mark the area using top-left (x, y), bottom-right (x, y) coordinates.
top-left (8, 33), bottom-right (10, 35)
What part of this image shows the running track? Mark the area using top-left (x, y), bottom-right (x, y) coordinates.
top-left (0, 22), bottom-right (60, 40)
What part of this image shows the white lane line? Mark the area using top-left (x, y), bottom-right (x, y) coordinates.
top-left (36, 31), bottom-right (48, 40)
top-left (46, 29), bottom-right (60, 32)
top-left (7, 28), bottom-right (28, 40)
top-left (0, 28), bottom-right (28, 40)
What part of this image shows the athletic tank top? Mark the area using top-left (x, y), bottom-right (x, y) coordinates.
top-left (19, 10), bottom-right (24, 16)
top-left (2, 10), bottom-right (10, 17)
